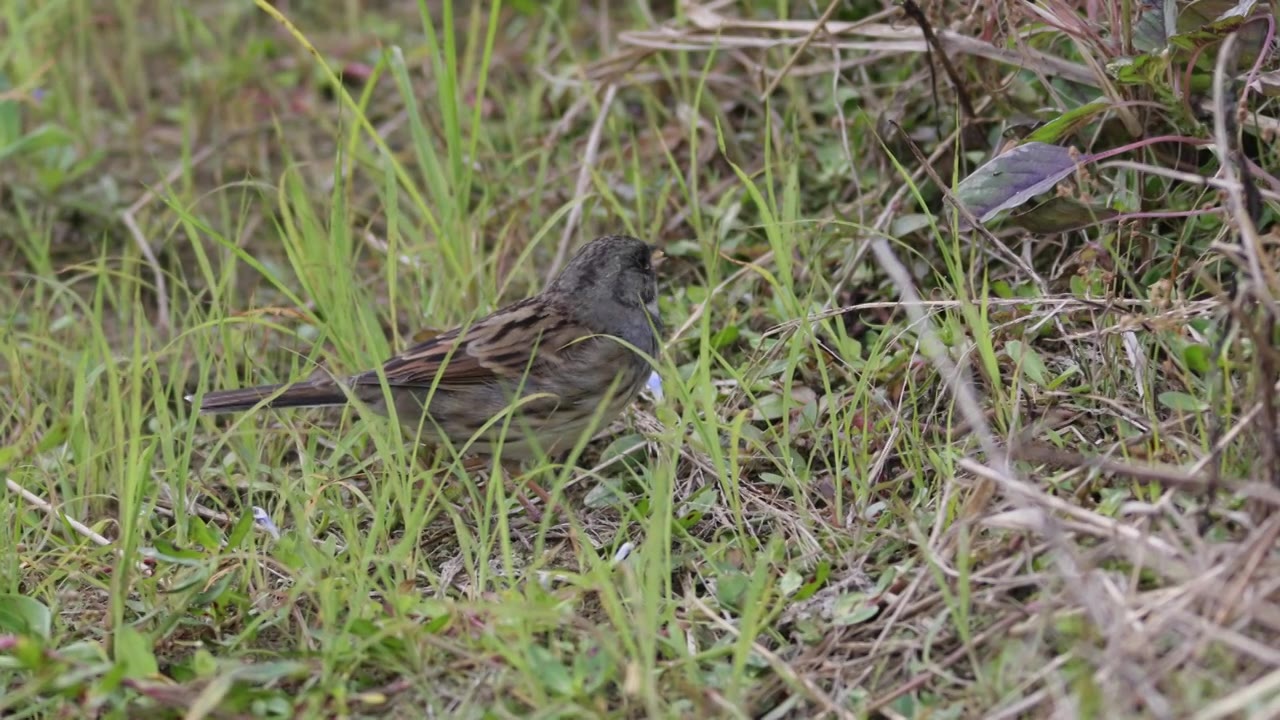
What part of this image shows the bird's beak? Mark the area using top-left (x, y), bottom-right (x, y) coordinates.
top-left (650, 247), bottom-right (667, 267)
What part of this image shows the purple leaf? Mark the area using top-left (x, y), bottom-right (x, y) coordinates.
top-left (955, 142), bottom-right (1078, 224)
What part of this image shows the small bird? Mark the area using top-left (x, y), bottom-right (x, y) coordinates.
top-left (192, 235), bottom-right (663, 463)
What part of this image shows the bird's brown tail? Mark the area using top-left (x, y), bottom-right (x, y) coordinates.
top-left (191, 383), bottom-right (350, 413)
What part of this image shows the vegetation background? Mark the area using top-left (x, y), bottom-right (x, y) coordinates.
top-left (2, 0), bottom-right (1279, 717)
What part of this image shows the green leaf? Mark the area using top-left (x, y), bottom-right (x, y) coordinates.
top-left (527, 645), bottom-right (574, 696)
top-left (1046, 365), bottom-right (1082, 391)
top-left (113, 625), bottom-right (159, 679)
top-left (1168, 0), bottom-right (1260, 52)
top-left (583, 478), bottom-right (625, 510)
top-left (190, 516), bottom-right (224, 551)
top-left (1107, 54), bottom-right (1172, 88)
top-left (1026, 98), bottom-right (1112, 144)
top-left (715, 571), bottom-right (750, 610)
top-left (1009, 196), bottom-right (1117, 233)
top-left (710, 323), bottom-right (740, 350)
top-left (226, 507), bottom-right (256, 550)
top-left (161, 568), bottom-right (213, 597)
top-left (1157, 391), bottom-right (1208, 412)
top-left (1131, 4), bottom-right (1171, 52)
top-left (193, 649), bottom-right (218, 677)
top-left (1069, 274), bottom-right (1087, 297)
top-left (34, 418), bottom-right (70, 453)
top-left (832, 593), bottom-right (880, 625)
top-left (192, 571), bottom-right (236, 607)
top-left (0, 123), bottom-right (75, 163)
top-left (151, 538), bottom-right (208, 564)
top-left (1006, 340), bottom-right (1050, 387)
top-left (597, 433), bottom-right (648, 470)
top-left (7, 635), bottom-right (47, 668)
top-left (1182, 344), bottom-right (1212, 374)
top-left (779, 569), bottom-right (804, 596)
top-left (421, 613), bottom-right (450, 634)
top-left (793, 560), bottom-right (830, 602)
top-left (0, 73), bottom-right (19, 143)
top-left (889, 213), bottom-right (933, 236)
top-left (0, 594), bottom-right (52, 637)
top-left (227, 660), bottom-right (309, 683)
top-left (751, 394), bottom-right (787, 422)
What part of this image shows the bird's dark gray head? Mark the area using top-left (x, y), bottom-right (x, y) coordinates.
top-left (550, 235), bottom-right (660, 315)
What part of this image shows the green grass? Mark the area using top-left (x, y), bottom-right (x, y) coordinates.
top-left (3, 0), bottom-right (1280, 718)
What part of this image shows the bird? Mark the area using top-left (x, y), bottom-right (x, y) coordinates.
top-left (192, 234), bottom-right (664, 467)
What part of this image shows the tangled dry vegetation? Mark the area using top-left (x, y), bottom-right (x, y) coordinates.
top-left (3, 0), bottom-right (1280, 717)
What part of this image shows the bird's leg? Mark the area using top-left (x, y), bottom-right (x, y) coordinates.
top-left (464, 457), bottom-right (547, 522)
top-left (518, 469), bottom-right (554, 508)
top-left (513, 469), bottom-right (568, 526)
top-left (509, 474), bottom-right (545, 523)
top-left (516, 470), bottom-right (575, 528)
